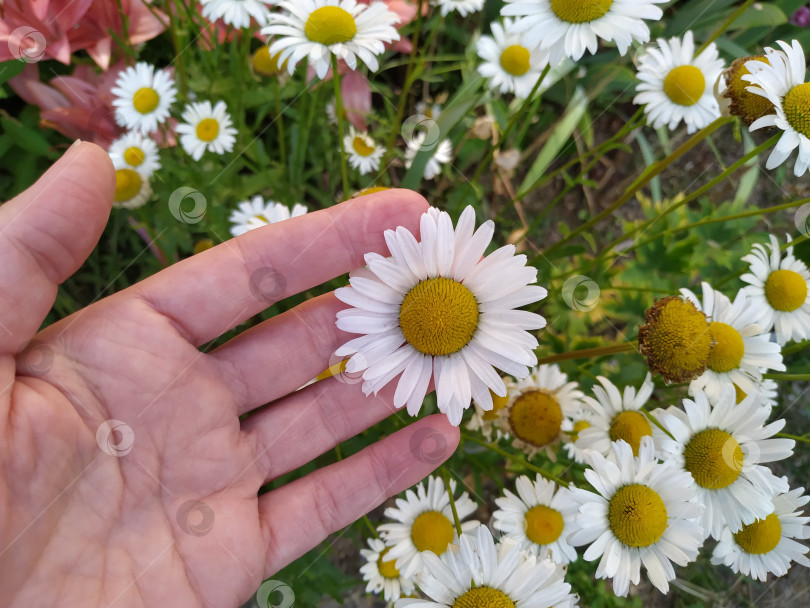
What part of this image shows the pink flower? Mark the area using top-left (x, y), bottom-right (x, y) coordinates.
top-left (0, 0), bottom-right (94, 64)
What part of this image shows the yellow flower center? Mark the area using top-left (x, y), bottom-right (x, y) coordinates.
top-left (684, 428), bottom-right (743, 489)
top-left (499, 45), bottom-right (531, 77)
top-left (663, 65), bottom-right (706, 107)
top-left (765, 269), bottom-right (808, 312)
top-left (784, 82), bottom-right (810, 139)
top-left (508, 390), bottom-right (562, 447)
top-left (352, 135), bottom-right (376, 156)
top-left (114, 168), bottom-right (142, 202)
top-left (482, 390), bottom-right (510, 421)
top-left (453, 587), bottom-right (515, 608)
top-left (411, 510), bottom-right (454, 554)
top-left (376, 547), bottom-right (400, 579)
top-left (132, 87), bottom-right (160, 114)
top-left (609, 411), bottom-right (652, 456)
top-left (524, 504), bottom-right (564, 545)
top-left (638, 296), bottom-right (712, 383)
top-left (707, 322), bottom-right (744, 373)
top-left (567, 419), bottom-right (590, 442)
top-left (304, 6), bottom-right (357, 45)
top-left (733, 513), bottom-right (782, 555)
top-left (252, 46), bottom-right (287, 76)
top-left (193, 239), bottom-right (214, 254)
top-left (723, 56), bottom-right (774, 125)
top-left (196, 118), bottom-right (220, 142)
top-left (734, 383), bottom-right (747, 404)
top-left (123, 146), bottom-right (145, 166)
top-left (549, 0), bottom-right (614, 23)
top-left (399, 277), bottom-right (479, 356)
top-left (608, 484), bottom-right (668, 547)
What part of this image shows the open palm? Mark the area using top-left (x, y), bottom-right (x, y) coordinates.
top-left (0, 143), bottom-right (458, 608)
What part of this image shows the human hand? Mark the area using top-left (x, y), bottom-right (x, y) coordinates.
top-left (0, 142), bottom-right (459, 608)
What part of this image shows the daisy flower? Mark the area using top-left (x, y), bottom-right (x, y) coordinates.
top-left (394, 525), bottom-right (576, 608)
top-left (263, 0), bottom-right (400, 80)
top-left (575, 373), bottom-right (656, 459)
top-left (712, 487), bottom-right (810, 581)
top-left (176, 100), bottom-right (238, 161)
top-left (465, 390), bottom-right (510, 441)
top-left (111, 62), bottom-right (176, 135)
top-left (415, 100), bottom-right (442, 121)
top-left (741, 234), bottom-right (810, 345)
top-left (492, 475), bottom-right (579, 563)
top-left (743, 40), bottom-right (810, 176)
top-left (112, 161), bottom-right (152, 210)
top-left (229, 196), bottom-right (308, 237)
top-left (378, 476), bottom-right (479, 579)
top-left (567, 437), bottom-right (705, 596)
top-left (497, 364), bottom-right (584, 459)
top-left (432, 0), bottom-right (485, 18)
top-left (200, 0), bottom-right (274, 29)
top-left (680, 282), bottom-right (785, 401)
top-left (334, 206), bottom-right (547, 426)
top-left (502, 0), bottom-right (666, 65)
top-left (107, 131), bottom-right (161, 178)
top-left (359, 537), bottom-right (416, 603)
top-left (345, 128), bottom-right (384, 174)
top-left (734, 377), bottom-right (779, 409)
top-left (633, 31), bottom-right (724, 134)
top-left (562, 411), bottom-right (593, 464)
top-left (476, 19), bottom-right (552, 98)
top-left (404, 135), bottom-right (453, 180)
top-left (716, 55), bottom-right (775, 125)
top-left (657, 387), bottom-right (794, 539)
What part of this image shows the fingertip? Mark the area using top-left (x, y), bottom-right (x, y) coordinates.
top-left (64, 141), bottom-right (116, 207)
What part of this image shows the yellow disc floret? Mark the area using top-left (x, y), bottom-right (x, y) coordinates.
top-left (399, 277), bottom-right (479, 356)
top-left (608, 484), bottom-right (668, 547)
top-left (132, 87), bottom-right (159, 114)
top-left (499, 45), bottom-right (531, 77)
top-left (123, 146), bottom-right (145, 166)
top-left (765, 269), bottom-right (808, 312)
top-left (252, 46), bottom-right (287, 76)
top-left (196, 118), bottom-right (220, 142)
top-left (524, 505), bottom-right (564, 545)
top-left (784, 82), bottom-right (810, 139)
top-left (376, 547), bottom-right (400, 579)
top-left (453, 587), bottom-right (516, 608)
top-left (722, 56), bottom-right (775, 125)
top-left (683, 428), bottom-right (743, 489)
top-left (305, 6), bottom-right (357, 45)
top-left (549, 0), bottom-right (614, 23)
top-left (508, 390), bottom-right (562, 447)
top-left (663, 65), bottom-right (706, 106)
top-left (411, 510), bottom-right (454, 554)
top-left (707, 322), bottom-right (745, 373)
top-left (482, 390), bottom-right (510, 421)
top-left (114, 168), bottom-right (142, 203)
top-left (568, 419), bottom-right (590, 442)
top-left (352, 136), bottom-right (375, 156)
top-left (734, 383), bottom-right (747, 404)
top-left (733, 513), bottom-right (782, 555)
top-left (609, 411), bottom-right (653, 456)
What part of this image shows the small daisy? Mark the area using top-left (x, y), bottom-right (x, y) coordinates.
top-left (741, 234), bottom-right (810, 345)
top-left (743, 40), bottom-right (810, 176)
top-left (680, 282), bottom-right (785, 402)
top-left (200, 0), bottom-right (274, 29)
top-left (108, 132), bottom-right (161, 178)
top-left (335, 206), bottom-right (547, 426)
top-left (576, 373), bottom-right (656, 459)
top-left (712, 487), bottom-right (810, 581)
top-left (394, 525), bottom-right (576, 608)
top-left (360, 537), bottom-right (416, 603)
top-left (404, 134), bottom-right (453, 180)
top-left (263, 0), bottom-right (400, 80)
top-left (176, 100), bottom-right (238, 161)
top-left (345, 128), bottom-right (384, 174)
top-left (497, 364), bottom-right (583, 459)
top-left (493, 475), bottom-right (579, 563)
top-left (229, 196), bottom-right (308, 237)
top-left (567, 437), bottom-right (705, 596)
top-left (477, 19), bottom-right (552, 98)
top-left (562, 411), bottom-right (593, 464)
top-left (633, 31), bottom-right (725, 134)
top-left (111, 62), bottom-right (177, 135)
top-left (465, 390), bottom-right (510, 441)
top-left (657, 387), bottom-right (794, 539)
top-left (415, 100), bottom-right (442, 121)
top-left (734, 377), bottom-right (779, 409)
top-left (378, 476), bottom-right (479, 579)
top-left (502, 0), bottom-right (666, 65)
top-left (112, 161), bottom-right (152, 210)
top-left (432, 0), bottom-right (485, 18)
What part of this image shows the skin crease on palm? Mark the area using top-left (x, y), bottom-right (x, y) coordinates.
top-left (0, 142), bottom-right (460, 608)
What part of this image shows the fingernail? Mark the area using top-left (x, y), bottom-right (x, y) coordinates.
top-left (69, 139), bottom-right (82, 150)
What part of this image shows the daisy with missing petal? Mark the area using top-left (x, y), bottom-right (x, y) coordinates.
top-left (576, 374), bottom-right (656, 459)
top-left (502, 0), bottom-right (666, 65)
top-left (335, 206), bottom-right (547, 426)
top-left (497, 364), bottom-right (584, 459)
top-left (378, 476), bottom-right (479, 579)
top-left (108, 131), bottom-right (161, 178)
top-left (743, 40), bottom-right (810, 176)
top-left (359, 537), bottom-right (416, 603)
top-left (477, 19), bottom-right (552, 98)
top-left (404, 135), bottom-right (453, 180)
top-left (229, 196), bottom-right (308, 237)
top-left (394, 525), bottom-right (576, 608)
top-left (712, 487), bottom-right (810, 581)
top-left (741, 234), bottom-right (810, 345)
top-left (263, 0), bottom-right (400, 80)
top-left (112, 160), bottom-right (152, 210)
top-left (177, 100), bottom-right (238, 161)
top-left (567, 437), bottom-right (705, 597)
top-left (345, 128), bottom-right (384, 174)
top-left (432, 0), bottom-right (485, 18)
top-left (633, 31), bottom-right (724, 134)
top-left (111, 62), bottom-right (176, 135)
top-left (493, 475), bottom-right (579, 563)
top-left (200, 0), bottom-right (274, 29)
top-left (657, 387), bottom-right (794, 539)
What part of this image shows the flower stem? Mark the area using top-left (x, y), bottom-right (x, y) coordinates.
top-left (782, 340), bottom-right (810, 355)
top-left (763, 373), bottom-right (810, 381)
top-left (331, 56), bottom-right (349, 196)
top-left (776, 432), bottom-right (810, 444)
top-left (274, 81), bottom-right (287, 172)
top-left (536, 341), bottom-right (638, 365)
top-left (440, 467), bottom-right (463, 536)
top-left (168, 0), bottom-right (188, 98)
top-left (461, 433), bottom-right (567, 485)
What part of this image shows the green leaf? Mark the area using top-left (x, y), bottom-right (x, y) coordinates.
top-left (731, 3), bottom-right (787, 28)
top-left (0, 60), bottom-right (24, 87)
